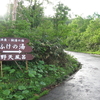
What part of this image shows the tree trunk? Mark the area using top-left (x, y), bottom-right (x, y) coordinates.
top-left (12, 0), bottom-right (18, 21)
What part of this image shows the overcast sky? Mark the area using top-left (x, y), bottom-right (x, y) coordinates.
top-left (0, 0), bottom-right (100, 18)
top-left (44, 0), bottom-right (100, 17)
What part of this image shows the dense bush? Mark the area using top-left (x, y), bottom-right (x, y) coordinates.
top-left (65, 13), bottom-right (100, 53)
top-left (0, 58), bottom-right (81, 100)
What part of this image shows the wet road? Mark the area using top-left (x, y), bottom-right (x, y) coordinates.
top-left (39, 51), bottom-right (100, 100)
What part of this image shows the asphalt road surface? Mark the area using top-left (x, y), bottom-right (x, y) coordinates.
top-left (39, 51), bottom-right (100, 100)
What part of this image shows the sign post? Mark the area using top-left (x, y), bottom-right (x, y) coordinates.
top-left (26, 60), bottom-right (28, 70)
top-left (0, 61), bottom-right (3, 77)
top-left (0, 37), bottom-right (34, 76)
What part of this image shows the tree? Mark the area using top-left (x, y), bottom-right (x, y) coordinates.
top-left (68, 16), bottom-right (91, 35)
top-left (7, 0), bottom-right (18, 21)
top-left (86, 18), bottom-right (100, 34)
top-left (12, 0), bottom-right (18, 21)
top-left (16, 0), bottom-right (44, 28)
top-left (53, 2), bottom-right (70, 30)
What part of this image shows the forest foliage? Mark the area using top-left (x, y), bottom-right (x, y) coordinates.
top-left (0, 0), bottom-right (100, 100)
top-left (0, 0), bottom-right (81, 100)
top-left (1, 0), bottom-right (99, 99)
top-left (66, 13), bottom-right (100, 52)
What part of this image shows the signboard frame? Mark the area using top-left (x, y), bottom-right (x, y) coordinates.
top-left (0, 37), bottom-right (34, 77)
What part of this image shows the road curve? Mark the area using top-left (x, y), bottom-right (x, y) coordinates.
top-left (39, 51), bottom-right (100, 100)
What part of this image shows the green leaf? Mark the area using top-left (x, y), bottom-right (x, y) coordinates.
top-left (39, 61), bottom-right (44, 64)
top-left (38, 73), bottom-right (43, 78)
top-left (22, 90), bottom-right (29, 94)
top-left (10, 69), bottom-right (15, 74)
top-left (18, 86), bottom-right (26, 90)
top-left (40, 81), bottom-right (46, 86)
top-left (3, 67), bottom-right (11, 71)
top-left (8, 95), bottom-right (13, 99)
top-left (0, 98), bottom-right (4, 100)
top-left (0, 80), bottom-right (2, 82)
top-left (38, 69), bottom-right (43, 73)
top-left (3, 90), bottom-right (10, 96)
top-left (28, 70), bottom-right (36, 77)
top-left (15, 95), bottom-right (24, 100)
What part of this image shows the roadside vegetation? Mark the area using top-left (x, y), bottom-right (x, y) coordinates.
top-left (2, 0), bottom-right (100, 99)
top-left (0, 56), bottom-right (80, 100)
top-left (66, 13), bottom-right (100, 54)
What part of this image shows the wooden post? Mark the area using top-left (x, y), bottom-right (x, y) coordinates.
top-left (0, 61), bottom-right (3, 77)
top-left (26, 60), bottom-right (28, 70)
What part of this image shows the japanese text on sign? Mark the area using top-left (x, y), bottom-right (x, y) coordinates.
top-left (0, 54), bottom-right (33, 61)
top-left (0, 38), bottom-right (25, 42)
top-left (0, 54), bottom-right (26, 60)
top-left (0, 37), bottom-right (33, 61)
top-left (0, 43), bottom-right (25, 50)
